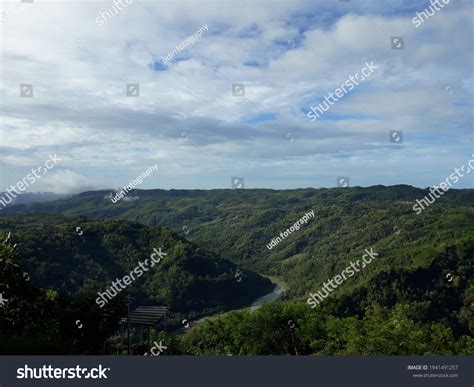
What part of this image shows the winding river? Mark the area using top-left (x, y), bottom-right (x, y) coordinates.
top-left (249, 282), bottom-right (286, 311)
top-left (193, 276), bottom-right (288, 325)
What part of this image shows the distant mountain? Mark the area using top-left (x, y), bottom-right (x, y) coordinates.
top-left (0, 191), bottom-right (68, 208)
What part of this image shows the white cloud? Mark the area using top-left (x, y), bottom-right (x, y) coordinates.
top-left (0, 0), bottom-right (472, 190)
top-left (37, 169), bottom-right (96, 194)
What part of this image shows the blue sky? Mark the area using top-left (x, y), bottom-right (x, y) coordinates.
top-left (0, 0), bottom-right (473, 192)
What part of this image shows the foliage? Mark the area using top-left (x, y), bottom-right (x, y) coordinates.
top-left (1, 186), bottom-right (472, 355)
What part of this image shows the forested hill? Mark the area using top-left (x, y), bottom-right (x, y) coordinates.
top-left (0, 215), bottom-right (273, 318)
top-left (1, 186), bottom-right (473, 355)
top-left (2, 186), bottom-right (473, 299)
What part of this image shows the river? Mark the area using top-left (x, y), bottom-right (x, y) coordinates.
top-left (249, 283), bottom-right (286, 311)
top-left (193, 276), bottom-right (288, 325)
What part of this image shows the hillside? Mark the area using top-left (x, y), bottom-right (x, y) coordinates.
top-left (3, 186), bottom-right (473, 299)
top-left (168, 239), bottom-right (474, 355)
top-left (1, 186), bottom-right (473, 355)
top-left (0, 215), bottom-right (273, 318)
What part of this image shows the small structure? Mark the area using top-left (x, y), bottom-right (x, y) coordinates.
top-left (120, 305), bottom-right (169, 355)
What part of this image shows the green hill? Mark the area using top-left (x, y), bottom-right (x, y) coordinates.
top-left (0, 215), bottom-right (273, 318)
top-left (1, 185), bottom-right (473, 355)
top-left (3, 186), bottom-right (473, 298)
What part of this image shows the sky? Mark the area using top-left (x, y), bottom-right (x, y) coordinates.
top-left (0, 0), bottom-right (473, 193)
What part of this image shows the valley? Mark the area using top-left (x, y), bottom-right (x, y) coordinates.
top-left (1, 185), bottom-right (473, 355)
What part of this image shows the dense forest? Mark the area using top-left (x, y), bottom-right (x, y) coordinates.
top-left (1, 186), bottom-right (473, 355)
top-left (0, 216), bottom-right (272, 316)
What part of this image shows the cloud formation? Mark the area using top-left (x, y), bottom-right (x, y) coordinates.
top-left (0, 0), bottom-right (472, 191)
